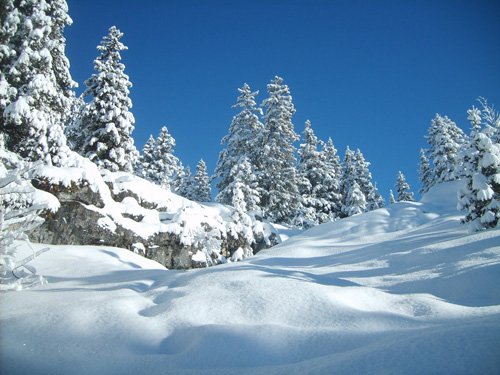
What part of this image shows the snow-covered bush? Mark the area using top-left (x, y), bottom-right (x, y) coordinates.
top-left (0, 140), bottom-right (58, 290)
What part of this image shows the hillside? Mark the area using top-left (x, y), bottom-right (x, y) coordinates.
top-left (1, 181), bottom-right (499, 374)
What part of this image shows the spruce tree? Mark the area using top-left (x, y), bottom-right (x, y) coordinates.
top-left (151, 126), bottom-right (183, 190)
top-left (389, 189), bottom-right (396, 204)
top-left (215, 83), bottom-right (263, 207)
top-left (1, 0), bottom-right (76, 166)
top-left (192, 159), bottom-right (211, 202)
top-left (345, 181), bottom-right (366, 216)
top-left (354, 149), bottom-right (384, 211)
top-left (426, 113), bottom-right (465, 185)
top-left (225, 157), bottom-right (260, 214)
top-left (78, 26), bottom-right (138, 172)
top-left (138, 135), bottom-right (156, 181)
top-left (458, 100), bottom-right (500, 231)
top-left (419, 148), bottom-right (433, 194)
top-left (396, 171), bottom-right (415, 202)
top-left (340, 146), bottom-right (357, 217)
top-left (259, 76), bottom-right (300, 223)
top-left (322, 137), bottom-right (342, 219)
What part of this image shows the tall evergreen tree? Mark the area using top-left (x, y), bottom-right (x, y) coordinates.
top-left (322, 137), bottom-right (342, 219)
top-left (1, 0), bottom-right (76, 166)
top-left (396, 171), bottom-right (415, 202)
top-left (138, 135), bottom-right (156, 181)
top-left (340, 146), bottom-right (357, 217)
top-left (76, 26), bottom-right (138, 172)
top-left (418, 148), bottom-right (433, 194)
top-left (344, 181), bottom-right (366, 217)
top-left (258, 76), bottom-right (300, 223)
top-left (151, 126), bottom-right (183, 190)
top-left (458, 100), bottom-right (500, 231)
top-left (192, 159), bottom-right (211, 202)
top-left (354, 149), bottom-right (384, 211)
top-left (426, 113), bottom-right (465, 185)
top-left (225, 157), bottom-right (260, 215)
top-left (215, 83), bottom-right (263, 207)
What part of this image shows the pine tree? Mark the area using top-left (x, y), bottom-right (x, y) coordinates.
top-left (389, 189), bottom-right (396, 204)
top-left (1, 0), bottom-right (76, 166)
top-left (258, 76), bottom-right (300, 223)
top-left (151, 126), bottom-right (183, 190)
top-left (215, 83), bottom-right (263, 208)
top-left (322, 137), bottom-right (342, 219)
top-left (458, 100), bottom-right (500, 231)
top-left (426, 113), bottom-right (465, 185)
top-left (296, 120), bottom-right (338, 226)
top-left (177, 166), bottom-right (194, 199)
top-left (396, 171), bottom-right (415, 202)
top-left (354, 149), bottom-right (384, 211)
top-left (340, 146), bottom-right (357, 217)
top-left (225, 157), bottom-right (260, 215)
top-left (77, 26), bottom-right (138, 172)
top-left (419, 148), bottom-right (433, 194)
top-left (344, 181), bottom-right (366, 216)
top-left (138, 135), bottom-right (156, 181)
top-left (192, 159), bottom-right (211, 202)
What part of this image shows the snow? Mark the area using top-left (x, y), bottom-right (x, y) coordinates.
top-left (2, 181), bottom-right (500, 374)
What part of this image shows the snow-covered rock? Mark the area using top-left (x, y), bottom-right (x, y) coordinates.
top-left (29, 158), bottom-right (276, 268)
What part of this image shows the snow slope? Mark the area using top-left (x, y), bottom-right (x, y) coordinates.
top-left (1, 181), bottom-right (500, 374)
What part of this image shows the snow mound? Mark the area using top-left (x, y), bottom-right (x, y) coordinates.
top-left (1, 181), bottom-right (500, 374)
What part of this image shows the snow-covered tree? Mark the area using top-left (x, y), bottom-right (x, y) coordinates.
top-left (295, 120), bottom-right (338, 226)
top-left (137, 135), bottom-right (156, 181)
top-left (1, 0), bottom-right (76, 166)
top-left (177, 166), bottom-right (194, 200)
top-left (258, 76), bottom-right (300, 223)
top-left (192, 159), bottom-right (211, 202)
top-left (340, 146), bottom-right (357, 217)
top-left (419, 148), bottom-right (433, 194)
top-left (227, 157), bottom-right (260, 215)
top-left (354, 149), bottom-right (384, 211)
top-left (389, 189), bottom-right (396, 204)
top-left (150, 126), bottom-right (183, 190)
top-left (344, 181), bottom-right (366, 216)
top-left (215, 83), bottom-right (263, 207)
top-left (396, 171), bottom-right (415, 202)
top-left (322, 137), bottom-right (342, 219)
top-left (77, 26), bottom-right (138, 172)
top-left (426, 113), bottom-right (465, 185)
top-left (458, 100), bottom-right (500, 231)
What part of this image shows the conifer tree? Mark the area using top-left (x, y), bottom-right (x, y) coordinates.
top-left (426, 114), bottom-right (465, 185)
top-left (138, 135), bottom-right (156, 181)
top-left (345, 181), bottom-right (366, 216)
top-left (192, 159), bottom-right (211, 202)
top-left (215, 83), bottom-right (263, 207)
top-left (419, 148), bottom-right (433, 194)
top-left (396, 171), bottom-right (415, 202)
top-left (322, 137), bottom-right (342, 219)
top-left (354, 149), bottom-right (384, 211)
top-left (177, 166), bottom-right (194, 199)
top-left (151, 126), bottom-right (183, 190)
top-left (458, 100), bottom-right (500, 231)
top-left (340, 146), bottom-right (357, 217)
top-left (1, 0), bottom-right (76, 166)
top-left (224, 157), bottom-right (260, 214)
top-left (77, 26), bottom-right (138, 172)
top-left (258, 76), bottom-right (300, 223)
top-left (389, 189), bottom-right (396, 204)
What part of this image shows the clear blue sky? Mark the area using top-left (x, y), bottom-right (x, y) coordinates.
top-left (65, 0), bottom-right (500, 200)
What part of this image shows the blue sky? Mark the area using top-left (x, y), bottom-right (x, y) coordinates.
top-left (65, 0), bottom-right (500, 200)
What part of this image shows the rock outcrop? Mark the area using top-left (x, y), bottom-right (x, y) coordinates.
top-left (29, 161), bottom-right (277, 269)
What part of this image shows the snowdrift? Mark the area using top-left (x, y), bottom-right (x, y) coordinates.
top-left (1, 181), bottom-right (500, 374)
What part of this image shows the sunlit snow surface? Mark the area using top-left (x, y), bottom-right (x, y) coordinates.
top-left (1, 181), bottom-right (500, 374)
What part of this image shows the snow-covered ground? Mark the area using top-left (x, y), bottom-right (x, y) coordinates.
top-left (1, 181), bottom-right (500, 374)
